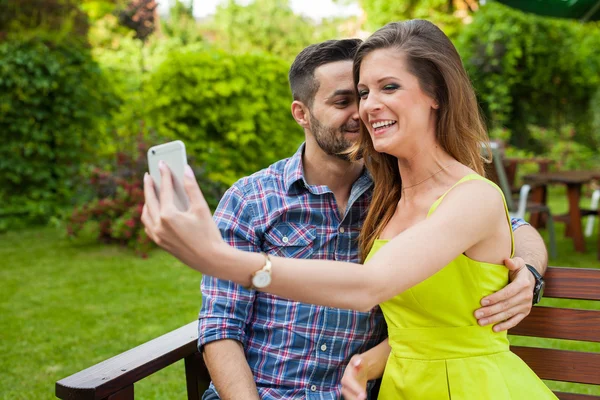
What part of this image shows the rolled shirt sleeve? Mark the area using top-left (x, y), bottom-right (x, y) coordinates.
top-left (198, 184), bottom-right (259, 348)
top-left (510, 217), bottom-right (529, 231)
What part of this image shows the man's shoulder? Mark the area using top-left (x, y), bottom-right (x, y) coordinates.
top-left (229, 157), bottom-right (291, 196)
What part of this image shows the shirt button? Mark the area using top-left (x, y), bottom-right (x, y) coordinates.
top-left (339, 227), bottom-right (345, 233)
top-left (310, 385), bottom-right (317, 392)
top-left (320, 344), bottom-right (327, 351)
top-left (282, 236), bottom-right (289, 243)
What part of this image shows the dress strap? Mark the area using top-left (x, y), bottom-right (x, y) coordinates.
top-left (426, 174), bottom-right (514, 258)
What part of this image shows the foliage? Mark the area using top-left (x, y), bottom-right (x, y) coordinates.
top-left (144, 48), bottom-right (304, 187)
top-left (66, 138), bottom-right (153, 255)
top-left (357, 0), bottom-right (480, 38)
top-left (89, 6), bottom-right (206, 158)
top-left (457, 2), bottom-right (600, 150)
top-left (117, 0), bottom-right (158, 41)
top-left (527, 124), bottom-right (600, 171)
top-left (161, 0), bottom-right (204, 46)
top-left (203, 0), bottom-right (318, 61)
top-left (0, 0), bottom-right (90, 41)
top-left (0, 36), bottom-right (118, 227)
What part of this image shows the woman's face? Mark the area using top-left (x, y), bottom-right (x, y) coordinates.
top-left (357, 49), bottom-right (438, 158)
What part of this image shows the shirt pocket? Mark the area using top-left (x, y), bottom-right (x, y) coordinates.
top-left (263, 222), bottom-right (316, 259)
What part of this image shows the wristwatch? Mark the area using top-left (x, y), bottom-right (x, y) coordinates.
top-left (525, 264), bottom-right (545, 305)
top-left (248, 252), bottom-right (272, 290)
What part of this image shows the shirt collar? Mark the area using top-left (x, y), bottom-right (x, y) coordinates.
top-left (283, 144), bottom-right (307, 194)
top-left (284, 143), bottom-right (373, 195)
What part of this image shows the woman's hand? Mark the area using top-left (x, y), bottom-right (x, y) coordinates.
top-left (141, 161), bottom-right (225, 272)
top-left (341, 354), bottom-right (369, 400)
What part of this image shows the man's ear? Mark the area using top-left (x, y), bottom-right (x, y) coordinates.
top-left (291, 100), bottom-right (310, 129)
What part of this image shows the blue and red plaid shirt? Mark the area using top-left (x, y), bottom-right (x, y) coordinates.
top-left (198, 144), bottom-right (528, 400)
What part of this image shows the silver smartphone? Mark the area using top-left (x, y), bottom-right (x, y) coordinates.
top-left (147, 140), bottom-right (190, 211)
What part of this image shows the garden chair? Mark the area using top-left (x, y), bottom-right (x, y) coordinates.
top-left (584, 189), bottom-right (600, 237)
top-left (482, 142), bottom-right (558, 258)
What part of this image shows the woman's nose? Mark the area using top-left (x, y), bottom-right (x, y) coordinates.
top-left (361, 92), bottom-right (382, 114)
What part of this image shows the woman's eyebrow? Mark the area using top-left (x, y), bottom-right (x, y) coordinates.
top-left (377, 76), bottom-right (399, 83)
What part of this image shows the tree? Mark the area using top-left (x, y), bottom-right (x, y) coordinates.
top-left (205, 0), bottom-right (316, 60)
top-left (117, 0), bottom-right (158, 41)
top-left (352, 0), bottom-right (481, 36)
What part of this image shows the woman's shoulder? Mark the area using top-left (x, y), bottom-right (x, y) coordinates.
top-left (432, 171), bottom-right (507, 218)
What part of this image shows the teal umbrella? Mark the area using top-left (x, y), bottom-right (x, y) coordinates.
top-left (494, 0), bottom-right (600, 22)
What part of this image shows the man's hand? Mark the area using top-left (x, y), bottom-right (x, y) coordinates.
top-left (341, 355), bottom-right (369, 400)
top-left (474, 257), bottom-right (535, 332)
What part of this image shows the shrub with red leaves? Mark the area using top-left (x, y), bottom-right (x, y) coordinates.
top-left (67, 137), bottom-right (153, 256)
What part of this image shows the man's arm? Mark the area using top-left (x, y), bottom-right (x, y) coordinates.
top-left (203, 340), bottom-right (259, 399)
top-left (200, 278), bottom-right (260, 400)
top-left (475, 220), bottom-right (548, 332)
top-left (198, 185), bottom-right (260, 400)
top-left (512, 224), bottom-right (548, 275)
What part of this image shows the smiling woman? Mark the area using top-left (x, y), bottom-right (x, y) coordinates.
top-left (142, 19), bottom-right (554, 400)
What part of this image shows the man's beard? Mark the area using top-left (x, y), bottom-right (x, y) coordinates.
top-left (309, 114), bottom-right (358, 162)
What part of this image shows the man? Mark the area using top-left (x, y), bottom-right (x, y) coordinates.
top-left (198, 39), bottom-right (547, 400)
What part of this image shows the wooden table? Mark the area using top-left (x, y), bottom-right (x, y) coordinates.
top-left (504, 157), bottom-right (552, 192)
top-left (524, 170), bottom-right (600, 253)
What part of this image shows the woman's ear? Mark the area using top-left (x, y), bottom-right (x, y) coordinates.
top-left (291, 101), bottom-right (310, 129)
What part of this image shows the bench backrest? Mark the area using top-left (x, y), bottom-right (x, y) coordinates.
top-left (508, 267), bottom-right (600, 399)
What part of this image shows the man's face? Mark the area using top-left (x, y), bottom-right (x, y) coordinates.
top-left (308, 60), bottom-right (360, 161)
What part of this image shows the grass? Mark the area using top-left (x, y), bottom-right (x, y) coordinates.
top-left (0, 226), bottom-right (202, 399)
top-left (1, 187), bottom-right (599, 398)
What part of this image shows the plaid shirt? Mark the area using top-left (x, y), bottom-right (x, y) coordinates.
top-left (198, 144), bottom-right (528, 400)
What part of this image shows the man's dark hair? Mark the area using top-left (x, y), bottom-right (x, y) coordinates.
top-left (289, 39), bottom-right (362, 108)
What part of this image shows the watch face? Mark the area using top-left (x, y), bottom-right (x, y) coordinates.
top-left (534, 281), bottom-right (545, 304)
top-left (252, 270), bottom-right (272, 288)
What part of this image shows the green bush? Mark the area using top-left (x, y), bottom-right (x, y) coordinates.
top-left (457, 3), bottom-right (600, 150)
top-left (144, 48), bottom-right (303, 186)
top-left (528, 124), bottom-right (600, 171)
top-left (0, 37), bottom-right (118, 226)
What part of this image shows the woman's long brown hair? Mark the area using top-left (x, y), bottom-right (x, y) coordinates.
top-left (350, 20), bottom-right (490, 262)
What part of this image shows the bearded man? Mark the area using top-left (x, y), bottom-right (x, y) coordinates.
top-left (198, 39), bottom-right (548, 400)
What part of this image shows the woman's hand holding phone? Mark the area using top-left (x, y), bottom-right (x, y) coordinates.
top-left (141, 159), bottom-right (226, 272)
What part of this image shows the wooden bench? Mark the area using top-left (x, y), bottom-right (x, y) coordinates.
top-left (55, 267), bottom-right (600, 400)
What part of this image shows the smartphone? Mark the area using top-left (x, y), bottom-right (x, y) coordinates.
top-left (147, 140), bottom-right (190, 211)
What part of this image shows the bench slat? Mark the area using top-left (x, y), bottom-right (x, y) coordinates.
top-left (511, 346), bottom-right (600, 385)
top-left (555, 393), bottom-right (600, 400)
top-left (510, 307), bottom-right (600, 342)
top-left (56, 321), bottom-right (201, 400)
top-left (544, 268), bottom-right (600, 300)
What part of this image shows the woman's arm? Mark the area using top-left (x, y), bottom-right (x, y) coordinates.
top-left (143, 163), bottom-right (510, 311)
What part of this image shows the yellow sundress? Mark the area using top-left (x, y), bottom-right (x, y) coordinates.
top-left (366, 174), bottom-right (557, 399)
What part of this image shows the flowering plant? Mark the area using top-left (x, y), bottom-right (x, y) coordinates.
top-left (67, 139), bottom-right (153, 256)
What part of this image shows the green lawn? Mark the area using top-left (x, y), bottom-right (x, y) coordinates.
top-left (0, 227), bottom-right (202, 399)
top-left (1, 196), bottom-right (599, 399)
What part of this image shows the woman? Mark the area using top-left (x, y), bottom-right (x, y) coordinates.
top-left (142, 20), bottom-right (556, 399)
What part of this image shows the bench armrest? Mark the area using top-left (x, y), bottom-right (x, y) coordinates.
top-left (56, 321), bottom-right (206, 400)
